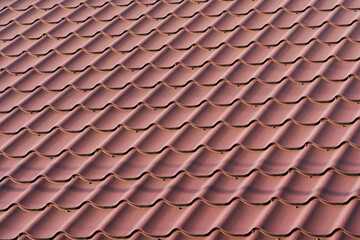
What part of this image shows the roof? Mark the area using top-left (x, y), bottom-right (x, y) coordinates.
top-left (0, 0), bottom-right (360, 239)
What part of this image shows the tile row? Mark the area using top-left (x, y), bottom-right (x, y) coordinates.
top-left (0, 0), bottom-right (210, 11)
top-left (1, 7), bottom-right (359, 41)
top-left (15, 230), bottom-right (358, 240)
top-left (1, 199), bottom-right (360, 239)
top-left (0, 1), bottom-right (234, 26)
top-left (0, 98), bottom-right (358, 134)
top-left (3, 0), bottom-right (360, 14)
top-left (0, 120), bottom-right (360, 157)
top-left (1, 59), bottom-right (359, 92)
top-left (2, 0), bottom-right (360, 27)
top-left (0, 78), bottom-right (359, 113)
top-left (2, 22), bottom-right (360, 57)
top-left (1, 170), bottom-right (360, 211)
top-left (1, 39), bottom-right (360, 74)
top-left (2, 144), bottom-right (360, 183)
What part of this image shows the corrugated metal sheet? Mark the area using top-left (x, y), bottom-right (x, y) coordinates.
top-left (0, 0), bottom-right (360, 239)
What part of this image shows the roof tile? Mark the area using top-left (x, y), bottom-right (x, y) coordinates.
top-left (1, 0), bottom-right (360, 239)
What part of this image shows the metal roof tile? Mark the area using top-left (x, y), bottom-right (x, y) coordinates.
top-left (1, 0), bottom-right (360, 239)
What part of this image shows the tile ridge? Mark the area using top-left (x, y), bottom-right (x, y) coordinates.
top-left (1, 4), bottom-right (358, 27)
top-left (1, 36), bottom-right (358, 58)
top-left (12, 228), bottom-right (360, 240)
top-left (1, 55), bottom-right (359, 75)
top-left (2, 92), bottom-right (359, 115)
top-left (1, 0), bottom-right (209, 12)
top-left (1, 90), bottom-right (359, 114)
top-left (1, 195), bottom-right (359, 213)
top-left (6, 199), bottom-right (360, 239)
top-left (2, 166), bottom-right (359, 183)
top-left (2, 19), bottom-right (359, 42)
top-left (1, 74), bottom-right (357, 94)
top-left (1, 116), bottom-right (359, 135)
top-left (1, 139), bottom-right (360, 158)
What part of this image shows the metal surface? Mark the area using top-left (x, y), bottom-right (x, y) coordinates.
top-left (0, 0), bottom-right (360, 239)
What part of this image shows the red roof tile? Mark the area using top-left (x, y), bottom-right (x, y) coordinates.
top-left (1, 0), bottom-right (360, 239)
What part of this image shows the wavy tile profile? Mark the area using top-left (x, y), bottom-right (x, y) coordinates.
top-left (1, 21), bottom-right (359, 60)
top-left (1, 0), bottom-right (360, 12)
top-left (1, 199), bottom-right (360, 239)
top-left (1, 120), bottom-right (360, 158)
top-left (0, 59), bottom-right (359, 94)
top-left (3, 143), bottom-right (360, 179)
top-left (1, 3), bottom-right (359, 42)
top-left (1, 0), bottom-right (360, 239)
top-left (0, 42), bottom-right (359, 75)
top-left (1, 0), bottom-right (360, 28)
top-left (1, 77), bottom-right (360, 114)
top-left (0, 97), bottom-right (358, 134)
top-left (2, 170), bottom-right (360, 212)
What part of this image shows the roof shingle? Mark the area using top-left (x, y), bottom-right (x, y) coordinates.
top-left (0, 0), bottom-right (360, 239)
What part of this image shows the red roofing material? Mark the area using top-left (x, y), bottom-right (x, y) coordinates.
top-left (0, 0), bottom-right (360, 239)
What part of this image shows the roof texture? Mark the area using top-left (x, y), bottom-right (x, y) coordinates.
top-left (0, 0), bottom-right (360, 239)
